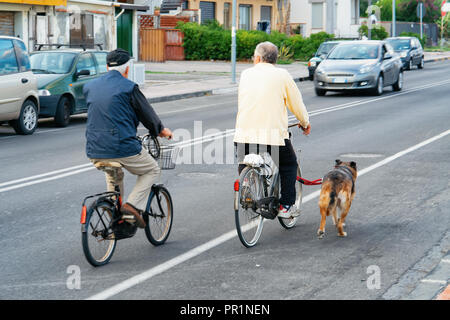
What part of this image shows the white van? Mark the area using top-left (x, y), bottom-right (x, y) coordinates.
top-left (0, 36), bottom-right (39, 135)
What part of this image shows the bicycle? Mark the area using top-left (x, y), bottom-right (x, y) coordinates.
top-left (234, 123), bottom-right (304, 248)
top-left (80, 134), bottom-right (177, 266)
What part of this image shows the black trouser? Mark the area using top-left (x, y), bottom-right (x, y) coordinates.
top-left (236, 139), bottom-right (298, 206)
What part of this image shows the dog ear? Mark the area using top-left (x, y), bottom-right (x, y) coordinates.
top-left (350, 161), bottom-right (357, 169)
top-left (335, 159), bottom-right (342, 165)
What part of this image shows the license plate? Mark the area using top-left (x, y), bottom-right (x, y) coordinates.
top-left (332, 77), bottom-right (348, 83)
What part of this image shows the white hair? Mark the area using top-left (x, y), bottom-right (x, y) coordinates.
top-left (108, 60), bottom-right (130, 75)
top-left (254, 42), bottom-right (278, 64)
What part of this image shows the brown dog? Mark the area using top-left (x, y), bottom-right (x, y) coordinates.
top-left (317, 160), bottom-right (357, 239)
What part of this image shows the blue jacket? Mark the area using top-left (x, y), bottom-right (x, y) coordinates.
top-left (84, 70), bottom-right (141, 159)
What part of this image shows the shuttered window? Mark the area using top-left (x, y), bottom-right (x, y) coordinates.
top-left (200, 1), bottom-right (216, 24)
top-left (0, 11), bottom-right (14, 37)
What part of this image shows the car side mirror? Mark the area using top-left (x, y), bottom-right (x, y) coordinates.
top-left (383, 53), bottom-right (392, 60)
top-left (75, 69), bottom-right (90, 77)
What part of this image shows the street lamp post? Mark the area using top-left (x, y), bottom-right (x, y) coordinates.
top-left (231, 0), bottom-right (237, 84)
top-left (392, 0), bottom-right (396, 37)
top-left (368, 0), bottom-right (372, 40)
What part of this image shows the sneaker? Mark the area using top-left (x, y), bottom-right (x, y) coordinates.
top-left (277, 204), bottom-right (298, 219)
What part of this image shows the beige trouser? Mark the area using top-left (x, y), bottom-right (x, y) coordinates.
top-left (90, 148), bottom-right (161, 211)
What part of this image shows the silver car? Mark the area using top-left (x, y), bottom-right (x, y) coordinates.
top-left (0, 36), bottom-right (39, 134)
top-left (314, 40), bottom-right (404, 96)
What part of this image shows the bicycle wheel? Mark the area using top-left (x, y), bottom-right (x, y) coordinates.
top-left (144, 186), bottom-right (173, 246)
top-left (82, 201), bottom-right (117, 267)
top-left (278, 165), bottom-right (303, 229)
top-left (235, 167), bottom-right (265, 248)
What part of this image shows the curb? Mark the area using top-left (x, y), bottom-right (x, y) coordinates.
top-left (146, 75), bottom-right (311, 104)
top-left (424, 56), bottom-right (450, 63)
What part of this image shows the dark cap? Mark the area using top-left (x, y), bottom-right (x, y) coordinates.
top-left (107, 48), bottom-right (131, 67)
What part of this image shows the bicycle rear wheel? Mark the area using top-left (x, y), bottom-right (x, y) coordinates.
top-left (82, 201), bottom-right (117, 267)
top-left (235, 167), bottom-right (265, 248)
top-left (144, 186), bottom-right (173, 246)
top-left (278, 165), bottom-right (303, 229)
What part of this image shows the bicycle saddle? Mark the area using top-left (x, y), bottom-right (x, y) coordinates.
top-left (93, 161), bottom-right (122, 170)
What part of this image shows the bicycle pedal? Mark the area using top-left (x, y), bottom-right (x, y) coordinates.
top-left (121, 215), bottom-right (136, 221)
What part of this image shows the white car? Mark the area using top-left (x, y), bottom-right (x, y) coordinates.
top-left (0, 36), bottom-right (39, 135)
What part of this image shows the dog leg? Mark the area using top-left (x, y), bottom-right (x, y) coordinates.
top-left (317, 205), bottom-right (328, 239)
top-left (337, 201), bottom-right (351, 237)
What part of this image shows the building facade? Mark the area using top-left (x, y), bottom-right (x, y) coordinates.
top-left (290, 0), bottom-right (360, 38)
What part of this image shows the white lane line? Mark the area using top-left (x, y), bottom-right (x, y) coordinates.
top-left (421, 279), bottom-right (447, 285)
top-left (86, 128), bottom-right (450, 300)
top-left (1, 79), bottom-right (449, 193)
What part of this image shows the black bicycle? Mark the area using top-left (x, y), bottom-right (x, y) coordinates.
top-left (81, 134), bottom-right (177, 266)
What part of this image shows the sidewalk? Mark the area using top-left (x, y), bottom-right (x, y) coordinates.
top-left (141, 51), bottom-right (450, 104)
top-left (141, 61), bottom-right (309, 103)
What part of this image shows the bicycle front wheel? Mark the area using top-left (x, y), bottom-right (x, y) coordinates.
top-left (278, 165), bottom-right (303, 229)
top-left (235, 167), bottom-right (265, 248)
top-left (144, 186), bottom-right (173, 246)
top-left (82, 201), bottom-right (117, 267)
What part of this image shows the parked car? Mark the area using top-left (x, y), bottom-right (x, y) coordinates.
top-left (385, 36), bottom-right (424, 70)
top-left (307, 41), bottom-right (341, 80)
top-left (0, 36), bottom-right (39, 135)
top-left (29, 47), bottom-right (108, 127)
top-left (314, 40), bottom-right (404, 96)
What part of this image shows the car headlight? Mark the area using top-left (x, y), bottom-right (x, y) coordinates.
top-left (309, 61), bottom-right (316, 67)
top-left (359, 65), bottom-right (375, 74)
top-left (400, 51), bottom-right (407, 58)
top-left (38, 89), bottom-right (51, 96)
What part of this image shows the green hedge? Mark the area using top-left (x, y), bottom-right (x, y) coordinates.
top-left (176, 21), bottom-right (334, 61)
top-left (358, 24), bottom-right (389, 40)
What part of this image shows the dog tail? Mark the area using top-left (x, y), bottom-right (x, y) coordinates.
top-left (329, 190), bottom-right (336, 207)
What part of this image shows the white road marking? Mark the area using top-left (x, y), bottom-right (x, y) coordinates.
top-left (1, 79), bottom-right (449, 193)
top-left (420, 279), bottom-right (447, 285)
top-left (86, 128), bottom-right (450, 300)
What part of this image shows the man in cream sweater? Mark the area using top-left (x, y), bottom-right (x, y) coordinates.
top-left (234, 41), bottom-right (311, 218)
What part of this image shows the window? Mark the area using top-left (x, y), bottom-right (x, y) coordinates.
top-left (30, 52), bottom-right (76, 74)
top-left (311, 3), bottom-right (323, 29)
top-left (93, 52), bottom-right (108, 74)
top-left (0, 39), bottom-right (19, 76)
top-left (200, 1), bottom-right (216, 24)
top-left (239, 5), bottom-right (252, 30)
top-left (351, 0), bottom-right (359, 25)
top-left (76, 54), bottom-right (97, 76)
top-left (13, 40), bottom-right (31, 72)
top-left (224, 3), bottom-right (231, 29)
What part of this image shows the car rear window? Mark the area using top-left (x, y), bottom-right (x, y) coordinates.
top-left (13, 39), bottom-right (31, 72)
top-left (0, 39), bottom-right (19, 75)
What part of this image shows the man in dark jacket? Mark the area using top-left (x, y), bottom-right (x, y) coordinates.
top-left (84, 49), bottom-right (172, 228)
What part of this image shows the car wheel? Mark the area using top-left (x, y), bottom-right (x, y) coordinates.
top-left (54, 96), bottom-right (72, 127)
top-left (418, 57), bottom-right (424, 69)
top-left (392, 71), bottom-right (403, 91)
top-left (407, 59), bottom-right (413, 70)
top-left (11, 100), bottom-right (38, 135)
top-left (372, 75), bottom-right (384, 96)
top-left (315, 88), bottom-right (326, 96)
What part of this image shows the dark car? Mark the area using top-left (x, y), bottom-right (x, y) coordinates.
top-left (307, 41), bottom-right (341, 80)
top-left (385, 37), bottom-right (424, 70)
top-left (314, 40), bottom-right (404, 96)
top-left (30, 48), bottom-right (108, 127)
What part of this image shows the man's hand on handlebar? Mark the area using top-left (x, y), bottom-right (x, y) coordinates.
top-left (299, 123), bottom-right (311, 136)
top-left (159, 128), bottom-right (173, 140)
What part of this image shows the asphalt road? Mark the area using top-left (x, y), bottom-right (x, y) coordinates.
top-left (0, 61), bottom-right (449, 300)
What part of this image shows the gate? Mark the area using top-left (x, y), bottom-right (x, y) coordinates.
top-left (139, 28), bottom-right (184, 62)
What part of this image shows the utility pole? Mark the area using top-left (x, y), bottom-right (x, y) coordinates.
top-left (368, 0), bottom-right (372, 40)
top-left (392, 0), bottom-right (396, 37)
top-left (231, 0), bottom-right (237, 84)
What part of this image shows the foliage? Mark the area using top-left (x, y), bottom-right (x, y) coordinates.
top-left (277, 44), bottom-right (294, 64)
top-left (176, 22), bottom-right (334, 61)
top-left (399, 31), bottom-right (428, 46)
top-left (358, 24), bottom-right (389, 40)
top-left (374, 0), bottom-right (443, 23)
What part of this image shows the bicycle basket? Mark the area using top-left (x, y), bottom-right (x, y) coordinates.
top-left (157, 145), bottom-right (178, 170)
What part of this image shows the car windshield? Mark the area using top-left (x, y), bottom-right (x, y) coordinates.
top-left (327, 44), bottom-right (379, 60)
top-left (30, 52), bottom-right (76, 74)
top-left (316, 43), bottom-right (338, 56)
top-left (386, 39), bottom-right (411, 51)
